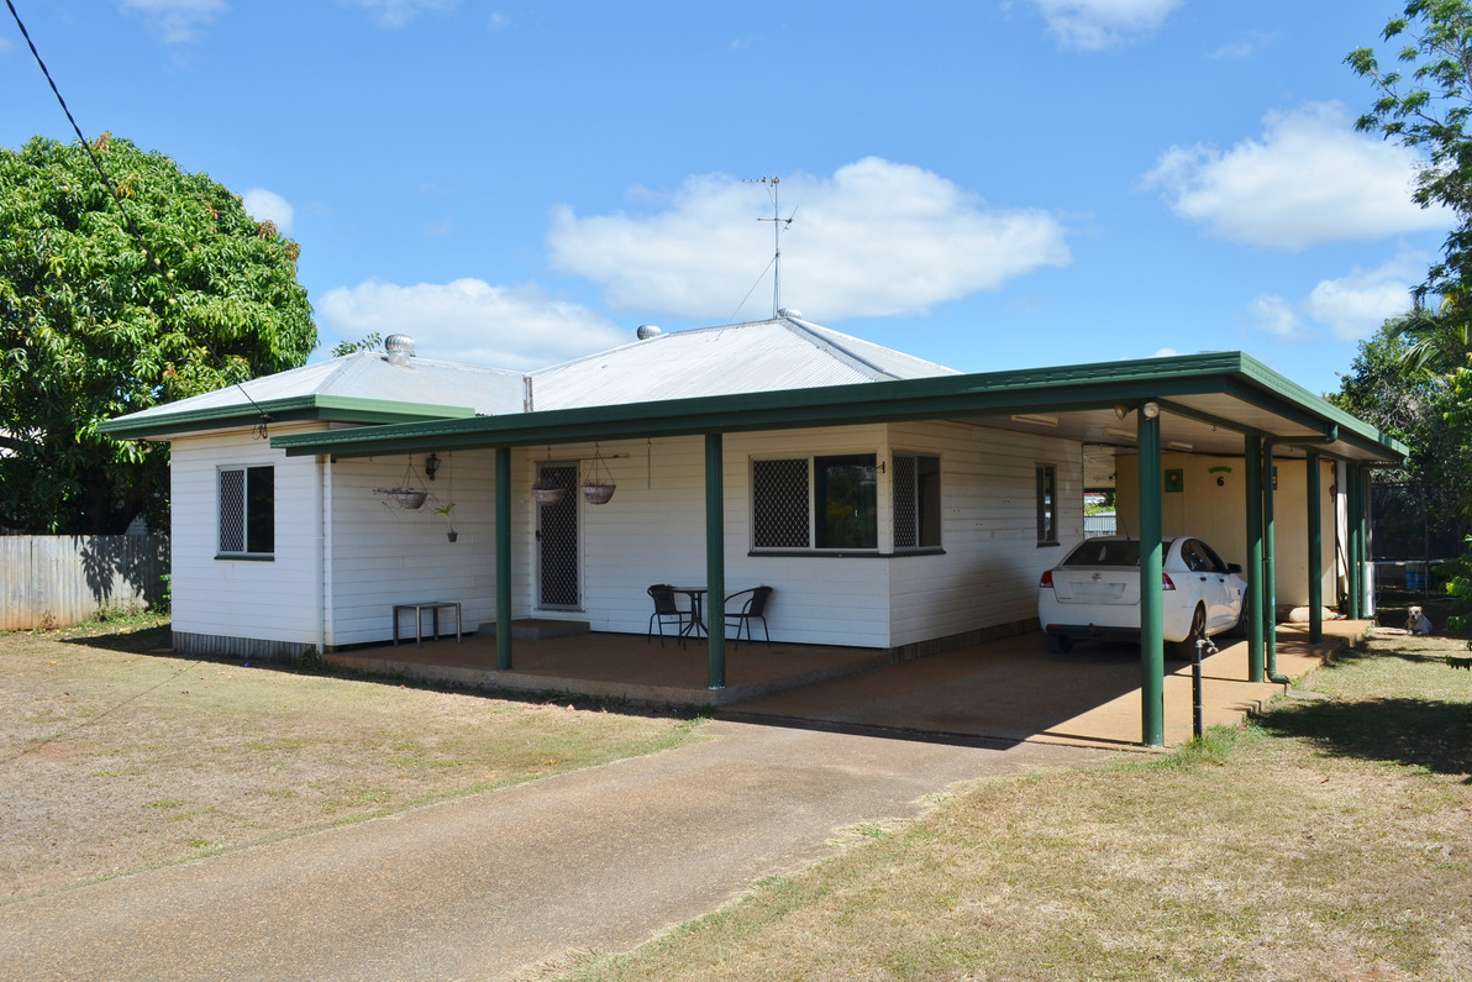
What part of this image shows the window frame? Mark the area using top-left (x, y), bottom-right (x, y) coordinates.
top-left (891, 450), bottom-right (943, 553)
top-left (1035, 463), bottom-right (1059, 548)
top-left (748, 451), bottom-right (882, 556)
top-left (216, 463), bottom-right (276, 561)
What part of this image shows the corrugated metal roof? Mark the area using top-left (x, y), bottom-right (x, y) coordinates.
top-left (109, 351), bottom-right (527, 427)
top-left (105, 316), bottom-right (956, 433)
top-left (529, 316), bottom-right (956, 411)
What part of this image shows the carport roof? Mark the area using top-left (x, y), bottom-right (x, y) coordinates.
top-left (269, 351), bottom-right (1407, 464)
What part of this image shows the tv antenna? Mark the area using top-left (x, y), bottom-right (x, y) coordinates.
top-left (746, 176), bottom-right (796, 318)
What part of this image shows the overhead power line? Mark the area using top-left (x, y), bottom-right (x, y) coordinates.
top-left (5, 0), bottom-right (273, 435)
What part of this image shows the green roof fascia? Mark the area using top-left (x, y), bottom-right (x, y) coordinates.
top-left (1233, 354), bottom-right (1408, 460)
top-left (99, 394), bottom-right (477, 440)
top-left (268, 350), bottom-right (1404, 463)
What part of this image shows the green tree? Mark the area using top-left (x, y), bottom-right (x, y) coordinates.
top-left (331, 331), bottom-right (382, 357)
top-left (0, 135), bottom-right (315, 533)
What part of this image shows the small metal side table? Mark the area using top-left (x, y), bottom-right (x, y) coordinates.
top-left (392, 601), bottom-right (463, 646)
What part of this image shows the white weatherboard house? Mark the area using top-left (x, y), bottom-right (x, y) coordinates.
top-left (104, 315), bottom-right (1401, 742)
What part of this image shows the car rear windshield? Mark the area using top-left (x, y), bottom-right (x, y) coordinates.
top-left (1061, 539), bottom-right (1174, 567)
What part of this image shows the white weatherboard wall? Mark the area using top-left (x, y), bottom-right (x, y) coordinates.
top-left (327, 450), bottom-right (495, 646)
top-left (511, 426), bottom-right (893, 648)
top-left (168, 423), bottom-right (326, 649)
top-left (886, 421), bottom-right (1083, 649)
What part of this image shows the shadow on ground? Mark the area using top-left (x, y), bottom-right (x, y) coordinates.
top-left (57, 624), bottom-right (173, 654)
top-left (1258, 694), bottom-right (1472, 782)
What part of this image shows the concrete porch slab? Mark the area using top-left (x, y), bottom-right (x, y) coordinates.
top-left (323, 632), bottom-right (892, 708)
top-left (725, 620), bottom-right (1370, 751)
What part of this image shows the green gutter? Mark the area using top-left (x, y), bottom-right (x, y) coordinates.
top-left (100, 394), bottom-right (477, 440)
top-left (267, 351), bottom-right (1406, 464)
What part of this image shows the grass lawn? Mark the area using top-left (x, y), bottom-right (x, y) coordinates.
top-left (0, 616), bottom-right (702, 901)
top-left (566, 630), bottom-right (1472, 981)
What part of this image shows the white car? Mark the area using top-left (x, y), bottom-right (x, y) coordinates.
top-left (1038, 536), bottom-right (1247, 656)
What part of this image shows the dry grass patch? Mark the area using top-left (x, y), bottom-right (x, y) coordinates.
top-left (565, 630), bottom-right (1471, 981)
top-left (0, 619), bottom-right (702, 900)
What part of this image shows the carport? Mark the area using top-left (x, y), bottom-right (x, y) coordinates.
top-left (273, 351), bottom-right (1406, 747)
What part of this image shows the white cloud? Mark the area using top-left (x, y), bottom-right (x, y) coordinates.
top-left (317, 278), bottom-right (625, 369)
top-left (1143, 102), bottom-right (1448, 249)
top-left (1249, 294), bottom-right (1300, 337)
top-left (242, 188), bottom-right (294, 234)
top-left (1030, 0), bottom-right (1181, 50)
top-left (1209, 31), bottom-right (1273, 60)
top-left (1306, 255), bottom-right (1419, 340)
top-left (119, 0), bottom-right (226, 42)
top-left (489, 10), bottom-right (509, 29)
top-left (346, 0), bottom-right (454, 28)
top-left (1151, 346), bottom-right (1181, 357)
top-left (548, 157), bottom-right (1070, 321)
top-left (0, 36), bottom-right (13, 54)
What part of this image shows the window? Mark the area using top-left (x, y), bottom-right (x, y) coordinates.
top-left (1035, 464), bottom-right (1058, 546)
top-left (1183, 539), bottom-right (1227, 573)
top-left (218, 465), bottom-right (274, 557)
top-left (815, 455), bottom-right (877, 549)
top-left (750, 454), bottom-right (878, 552)
top-left (893, 453), bottom-right (941, 549)
top-left (752, 458), bottom-right (811, 549)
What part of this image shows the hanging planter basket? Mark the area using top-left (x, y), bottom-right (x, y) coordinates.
top-left (376, 487), bottom-right (428, 510)
top-left (582, 442), bottom-right (617, 505)
top-left (531, 481), bottom-right (566, 505)
top-left (532, 445), bottom-right (568, 505)
top-left (582, 482), bottom-right (615, 505)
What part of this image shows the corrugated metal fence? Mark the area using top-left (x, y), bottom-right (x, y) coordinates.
top-left (1083, 513), bottom-right (1117, 537)
top-left (0, 535), bottom-right (168, 630)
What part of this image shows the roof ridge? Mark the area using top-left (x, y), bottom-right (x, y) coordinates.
top-left (777, 317), bottom-right (898, 381)
top-left (313, 351), bottom-right (372, 396)
top-left (530, 318), bottom-right (783, 376)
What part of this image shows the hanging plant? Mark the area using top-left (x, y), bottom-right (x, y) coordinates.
top-left (435, 502), bottom-right (458, 542)
top-left (583, 442), bottom-right (616, 505)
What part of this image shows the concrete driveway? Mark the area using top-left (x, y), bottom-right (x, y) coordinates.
top-left (0, 720), bottom-right (1103, 981)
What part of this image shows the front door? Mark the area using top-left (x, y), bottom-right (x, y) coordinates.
top-left (537, 463), bottom-right (580, 609)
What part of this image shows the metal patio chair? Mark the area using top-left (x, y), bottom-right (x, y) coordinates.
top-left (724, 586), bottom-right (773, 647)
top-left (647, 584), bottom-right (692, 648)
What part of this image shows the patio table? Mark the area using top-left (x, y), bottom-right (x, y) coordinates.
top-left (669, 586), bottom-right (707, 639)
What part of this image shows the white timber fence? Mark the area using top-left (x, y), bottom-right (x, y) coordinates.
top-left (0, 535), bottom-right (168, 630)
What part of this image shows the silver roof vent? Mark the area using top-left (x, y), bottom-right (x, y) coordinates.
top-left (384, 334), bottom-right (415, 366)
top-left (635, 324), bottom-right (663, 340)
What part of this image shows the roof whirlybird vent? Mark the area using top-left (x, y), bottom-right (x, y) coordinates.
top-left (384, 334), bottom-right (415, 366)
top-left (635, 324), bottom-right (663, 340)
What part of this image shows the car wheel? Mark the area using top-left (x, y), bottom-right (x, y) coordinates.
top-left (1047, 632), bottom-right (1073, 654)
top-left (1172, 603), bottom-right (1208, 659)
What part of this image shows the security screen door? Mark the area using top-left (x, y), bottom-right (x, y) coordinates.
top-left (537, 463), bottom-right (580, 609)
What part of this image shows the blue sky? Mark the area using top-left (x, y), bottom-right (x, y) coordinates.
top-left (0, 0), bottom-right (1448, 392)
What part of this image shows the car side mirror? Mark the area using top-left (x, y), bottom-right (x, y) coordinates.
top-left (1226, 563), bottom-right (1242, 574)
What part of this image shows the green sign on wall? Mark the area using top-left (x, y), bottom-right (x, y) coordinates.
top-left (1164, 468), bottom-right (1184, 493)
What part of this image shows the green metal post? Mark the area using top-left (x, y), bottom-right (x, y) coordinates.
top-left (1347, 464), bottom-right (1362, 620)
top-left (1262, 440), bottom-right (1278, 679)
top-left (1244, 434), bottom-right (1265, 683)
top-left (1306, 452), bottom-right (1323, 643)
top-left (495, 446), bottom-right (512, 671)
top-left (705, 432), bottom-right (726, 690)
top-left (1138, 407), bottom-right (1164, 747)
top-left (1359, 466), bottom-right (1373, 620)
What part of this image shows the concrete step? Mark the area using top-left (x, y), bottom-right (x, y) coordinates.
top-left (477, 618), bottom-right (591, 641)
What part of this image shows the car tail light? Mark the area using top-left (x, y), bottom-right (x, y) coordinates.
top-left (1162, 572), bottom-right (1176, 591)
top-left (1039, 569), bottom-right (1054, 589)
